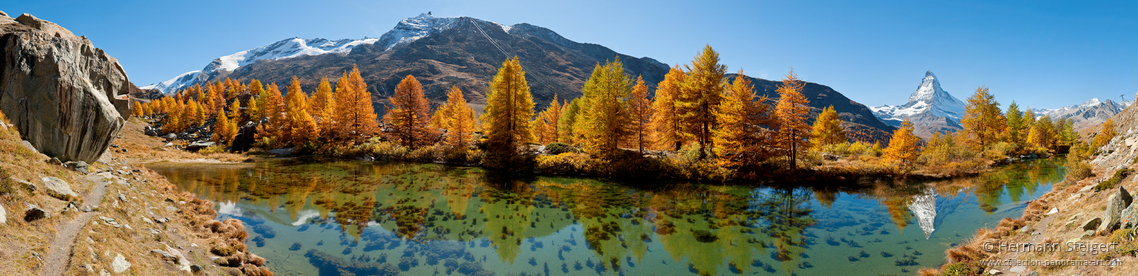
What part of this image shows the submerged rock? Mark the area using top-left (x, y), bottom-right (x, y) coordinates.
top-left (0, 13), bottom-right (129, 163)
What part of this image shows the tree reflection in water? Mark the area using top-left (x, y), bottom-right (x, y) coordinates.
top-left (150, 157), bottom-right (1063, 276)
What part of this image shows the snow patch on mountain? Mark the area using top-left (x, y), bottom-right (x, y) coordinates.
top-left (144, 37), bottom-right (379, 93)
top-left (871, 71), bottom-right (966, 125)
top-left (140, 70), bottom-right (201, 92)
top-left (375, 13), bottom-right (461, 51)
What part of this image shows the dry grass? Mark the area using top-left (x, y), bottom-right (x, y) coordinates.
top-left (929, 164), bottom-right (1138, 275)
top-left (0, 110), bottom-right (269, 275)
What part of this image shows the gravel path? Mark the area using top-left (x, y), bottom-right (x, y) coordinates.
top-left (40, 175), bottom-right (110, 276)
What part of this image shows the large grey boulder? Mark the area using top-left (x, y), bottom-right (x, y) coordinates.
top-left (1099, 187), bottom-right (1133, 234)
top-left (0, 12), bottom-right (129, 163)
top-left (41, 176), bottom-right (78, 201)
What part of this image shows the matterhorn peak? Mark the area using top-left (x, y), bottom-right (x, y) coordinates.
top-left (870, 71), bottom-right (967, 134)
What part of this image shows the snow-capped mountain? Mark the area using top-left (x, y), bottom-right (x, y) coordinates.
top-left (144, 12), bottom-right (479, 93)
top-left (1031, 98), bottom-right (1130, 129)
top-left (142, 36), bottom-right (380, 93)
top-left (871, 71), bottom-right (965, 123)
top-left (870, 71), bottom-right (966, 138)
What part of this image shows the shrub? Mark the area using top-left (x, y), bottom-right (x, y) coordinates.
top-left (984, 141), bottom-right (1016, 160)
top-left (199, 145), bottom-right (228, 154)
top-left (255, 136), bottom-right (280, 149)
top-left (535, 153), bottom-right (593, 175)
top-left (1065, 159), bottom-right (1093, 182)
top-left (544, 142), bottom-right (579, 155)
top-left (1094, 168), bottom-right (1131, 192)
top-left (939, 262), bottom-right (976, 276)
top-left (407, 145), bottom-right (447, 162)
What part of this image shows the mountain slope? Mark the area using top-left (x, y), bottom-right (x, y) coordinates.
top-left (147, 13), bottom-right (895, 143)
top-left (734, 75), bottom-right (897, 144)
top-left (871, 71), bottom-right (966, 138)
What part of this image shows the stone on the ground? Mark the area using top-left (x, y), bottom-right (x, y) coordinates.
top-left (186, 141), bottom-right (214, 152)
top-left (64, 161), bottom-right (89, 174)
top-left (1122, 203), bottom-right (1138, 229)
top-left (20, 140), bottom-right (37, 155)
top-left (267, 147), bottom-right (295, 155)
top-left (149, 249), bottom-right (177, 262)
top-left (988, 269), bottom-right (1001, 275)
top-left (24, 206), bottom-right (47, 222)
top-left (1098, 187), bottom-right (1133, 234)
top-left (190, 264), bottom-right (203, 272)
top-left (0, 203), bottom-right (6, 223)
top-left (41, 176), bottom-right (79, 201)
top-left (1083, 217), bottom-right (1102, 231)
top-left (1047, 208), bottom-right (1058, 215)
top-left (112, 253), bottom-right (130, 273)
top-left (1009, 265), bottom-right (1026, 273)
top-left (13, 178), bottom-right (35, 191)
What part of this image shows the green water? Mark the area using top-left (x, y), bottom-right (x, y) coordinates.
top-left (149, 158), bottom-right (1064, 276)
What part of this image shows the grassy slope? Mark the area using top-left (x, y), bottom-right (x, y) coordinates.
top-left (0, 112), bottom-right (269, 275)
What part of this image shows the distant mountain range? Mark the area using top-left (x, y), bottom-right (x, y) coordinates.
top-left (870, 71), bottom-right (966, 139)
top-left (142, 13), bottom-right (906, 143)
top-left (1032, 98), bottom-right (1130, 130)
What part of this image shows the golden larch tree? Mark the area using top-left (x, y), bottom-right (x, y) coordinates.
top-left (1092, 118), bottom-right (1116, 149)
top-left (534, 94), bottom-right (561, 144)
top-left (283, 76), bottom-right (309, 143)
top-left (579, 58), bottom-right (632, 158)
top-left (132, 101), bottom-right (144, 117)
top-left (311, 77), bottom-right (336, 140)
top-left (383, 75), bottom-right (435, 149)
top-left (290, 108), bottom-right (319, 147)
top-left (437, 86), bottom-right (476, 152)
top-left (811, 105), bottom-right (846, 151)
top-left (883, 119), bottom-right (921, 173)
top-left (334, 65), bottom-right (379, 142)
top-left (774, 68), bottom-right (811, 170)
top-left (558, 98), bottom-right (581, 144)
top-left (650, 65), bottom-right (688, 150)
top-left (960, 86), bottom-right (1005, 150)
top-left (482, 56), bottom-right (535, 166)
top-left (713, 71), bottom-right (774, 167)
top-left (678, 45), bottom-right (726, 158)
top-left (627, 76), bottom-right (653, 154)
top-left (256, 83), bottom-right (286, 141)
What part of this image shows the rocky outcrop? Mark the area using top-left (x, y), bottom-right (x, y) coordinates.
top-left (0, 12), bottom-right (130, 163)
top-left (1098, 187), bottom-right (1132, 234)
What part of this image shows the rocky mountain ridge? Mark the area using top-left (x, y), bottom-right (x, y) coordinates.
top-left (147, 13), bottom-right (896, 143)
top-left (871, 71), bottom-right (966, 138)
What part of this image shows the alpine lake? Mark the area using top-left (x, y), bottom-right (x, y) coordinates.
top-left (148, 157), bottom-right (1064, 276)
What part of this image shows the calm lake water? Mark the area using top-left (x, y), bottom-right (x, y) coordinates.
top-left (149, 158), bottom-right (1064, 276)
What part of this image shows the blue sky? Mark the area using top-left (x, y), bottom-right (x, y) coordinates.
top-left (4, 0), bottom-right (1136, 109)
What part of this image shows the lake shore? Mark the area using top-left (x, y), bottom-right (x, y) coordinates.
top-left (0, 116), bottom-right (272, 276)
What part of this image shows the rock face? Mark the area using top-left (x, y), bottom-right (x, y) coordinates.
top-left (0, 12), bottom-right (129, 163)
top-left (1099, 187), bottom-right (1132, 234)
top-left (1121, 203), bottom-right (1138, 229)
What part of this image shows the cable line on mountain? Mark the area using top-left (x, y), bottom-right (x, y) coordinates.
top-left (468, 17), bottom-right (557, 99)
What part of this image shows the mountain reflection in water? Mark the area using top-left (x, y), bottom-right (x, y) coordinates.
top-left (149, 158), bottom-right (1063, 276)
